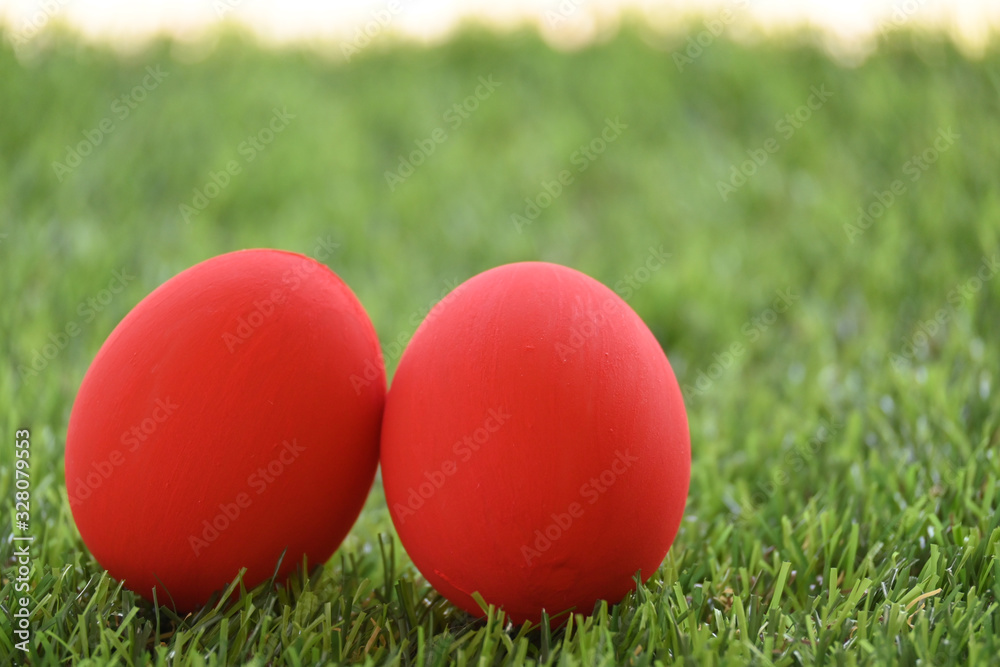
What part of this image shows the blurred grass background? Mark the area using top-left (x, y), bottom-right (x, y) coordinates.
top-left (1, 20), bottom-right (999, 664)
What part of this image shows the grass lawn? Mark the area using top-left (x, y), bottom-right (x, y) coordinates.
top-left (1, 19), bottom-right (999, 666)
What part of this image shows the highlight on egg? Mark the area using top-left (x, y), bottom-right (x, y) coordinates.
top-left (380, 261), bottom-right (690, 625)
top-left (65, 249), bottom-right (385, 610)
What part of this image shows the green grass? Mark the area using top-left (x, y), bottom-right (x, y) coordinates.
top-left (2, 18), bottom-right (1000, 666)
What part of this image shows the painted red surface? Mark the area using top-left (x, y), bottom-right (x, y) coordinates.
top-left (66, 249), bottom-right (385, 611)
top-left (381, 262), bottom-right (690, 625)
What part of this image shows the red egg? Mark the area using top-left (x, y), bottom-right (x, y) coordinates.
top-left (380, 262), bottom-right (690, 625)
top-left (66, 249), bottom-right (385, 610)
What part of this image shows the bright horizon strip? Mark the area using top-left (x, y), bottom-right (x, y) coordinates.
top-left (1, 0), bottom-right (997, 57)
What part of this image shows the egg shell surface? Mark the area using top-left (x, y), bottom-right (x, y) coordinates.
top-left (381, 261), bottom-right (690, 624)
top-left (66, 248), bottom-right (385, 610)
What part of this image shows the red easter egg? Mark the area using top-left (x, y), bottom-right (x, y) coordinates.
top-left (66, 249), bottom-right (385, 610)
top-left (381, 262), bottom-right (690, 625)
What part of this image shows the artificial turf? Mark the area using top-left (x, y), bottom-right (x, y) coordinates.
top-left (1, 17), bottom-right (999, 666)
